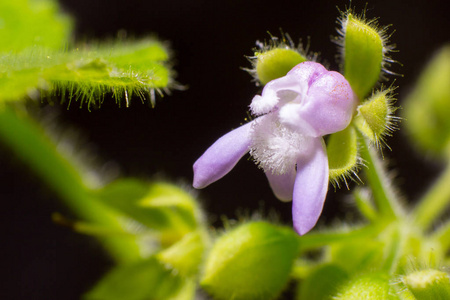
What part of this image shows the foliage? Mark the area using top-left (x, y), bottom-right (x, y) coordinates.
top-left (1, 1), bottom-right (450, 300)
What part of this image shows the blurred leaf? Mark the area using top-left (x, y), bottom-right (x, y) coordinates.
top-left (95, 179), bottom-right (202, 247)
top-left (297, 264), bottom-right (349, 300)
top-left (0, 0), bottom-right (72, 52)
top-left (403, 45), bottom-right (450, 158)
top-left (85, 256), bottom-right (186, 300)
top-left (157, 230), bottom-right (209, 277)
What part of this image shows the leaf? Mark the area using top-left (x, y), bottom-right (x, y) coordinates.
top-left (402, 45), bottom-right (450, 158)
top-left (297, 264), bottom-right (349, 300)
top-left (0, 40), bottom-right (173, 107)
top-left (95, 179), bottom-right (201, 247)
top-left (84, 257), bottom-right (185, 300)
top-left (0, 0), bottom-right (72, 52)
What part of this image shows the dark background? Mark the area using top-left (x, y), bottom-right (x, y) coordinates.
top-left (2, 0), bottom-right (449, 298)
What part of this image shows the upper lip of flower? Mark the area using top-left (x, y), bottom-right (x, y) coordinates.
top-left (193, 61), bottom-right (358, 235)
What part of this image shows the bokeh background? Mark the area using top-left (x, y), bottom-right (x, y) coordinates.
top-left (2, 0), bottom-right (449, 298)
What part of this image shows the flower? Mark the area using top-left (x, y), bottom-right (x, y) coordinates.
top-left (193, 62), bottom-right (358, 235)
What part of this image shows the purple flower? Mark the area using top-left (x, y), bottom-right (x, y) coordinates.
top-left (193, 62), bottom-right (358, 235)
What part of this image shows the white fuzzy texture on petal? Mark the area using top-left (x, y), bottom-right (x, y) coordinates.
top-left (250, 114), bottom-right (314, 175)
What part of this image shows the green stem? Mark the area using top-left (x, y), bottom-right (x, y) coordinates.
top-left (358, 133), bottom-right (402, 220)
top-left (414, 163), bottom-right (450, 230)
top-left (432, 220), bottom-right (450, 253)
top-left (0, 105), bottom-right (141, 263)
top-left (298, 223), bottom-right (382, 252)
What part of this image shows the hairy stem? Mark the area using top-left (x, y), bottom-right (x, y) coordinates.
top-left (413, 163), bottom-right (450, 230)
top-left (0, 105), bottom-right (141, 263)
top-left (358, 133), bottom-right (402, 220)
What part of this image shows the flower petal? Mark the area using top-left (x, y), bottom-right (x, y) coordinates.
top-left (280, 70), bottom-right (358, 137)
top-left (292, 138), bottom-right (329, 235)
top-left (250, 72), bottom-right (307, 116)
top-left (265, 168), bottom-right (296, 202)
top-left (193, 121), bottom-right (253, 189)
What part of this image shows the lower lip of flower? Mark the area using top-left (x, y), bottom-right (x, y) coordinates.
top-left (249, 115), bottom-right (314, 175)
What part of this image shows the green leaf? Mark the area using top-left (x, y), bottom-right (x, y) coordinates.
top-left (0, 0), bottom-right (72, 52)
top-left (327, 125), bottom-right (359, 186)
top-left (297, 264), bottom-right (349, 300)
top-left (328, 239), bottom-right (385, 274)
top-left (1, 40), bottom-right (172, 107)
top-left (95, 179), bottom-right (201, 247)
top-left (403, 45), bottom-right (450, 158)
top-left (201, 221), bottom-right (299, 300)
top-left (157, 231), bottom-right (209, 277)
top-left (255, 48), bottom-right (306, 85)
top-left (84, 257), bottom-right (186, 300)
top-left (340, 13), bottom-right (384, 99)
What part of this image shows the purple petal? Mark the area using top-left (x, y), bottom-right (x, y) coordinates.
top-left (292, 138), bottom-right (329, 235)
top-left (193, 121), bottom-right (253, 189)
top-left (280, 70), bottom-right (358, 137)
top-left (265, 168), bottom-right (296, 202)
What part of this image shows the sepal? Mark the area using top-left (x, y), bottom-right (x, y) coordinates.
top-left (327, 125), bottom-right (360, 187)
top-left (354, 88), bottom-right (398, 148)
top-left (337, 10), bottom-right (393, 99)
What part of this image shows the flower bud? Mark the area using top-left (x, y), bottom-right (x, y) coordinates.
top-left (333, 273), bottom-right (396, 300)
top-left (402, 269), bottom-right (450, 300)
top-left (338, 12), bottom-right (387, 99)
top-left (255, 48), bottom-right (306, 85)
top-left (354, 88), bottom-right (398, 147)
top-left (200, 221), bottom-right (299, 300)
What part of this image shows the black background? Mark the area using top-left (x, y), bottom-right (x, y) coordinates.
top-left (2, 0), bottom-right (450, 299)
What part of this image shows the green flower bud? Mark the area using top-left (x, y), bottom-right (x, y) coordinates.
top-left (297, 264), bottom-right (349, 300)
top-left (201, 221), bottom-right (299, 300)
top-left (338, 11), bottom-right (392, 99)
top-left (255, 48), bottom-right (306, 85)
top-left (402, 269), bottom-right (450, 300)
top-left (354, 88), bottom-right (398, 148)
top-left (334, 273), bottom-right (398, 300)
top-left (403, 45), bottom-right (450, 158)
top-left (327, 125), bottom-right (360, 187)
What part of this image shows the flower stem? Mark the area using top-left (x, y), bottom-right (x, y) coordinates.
top-left (358, 133), bottom-right (402, 220)
top-left (413, 163), bottom-right (450, 230)
top-left (0, 105), bottom-right (141, 263)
